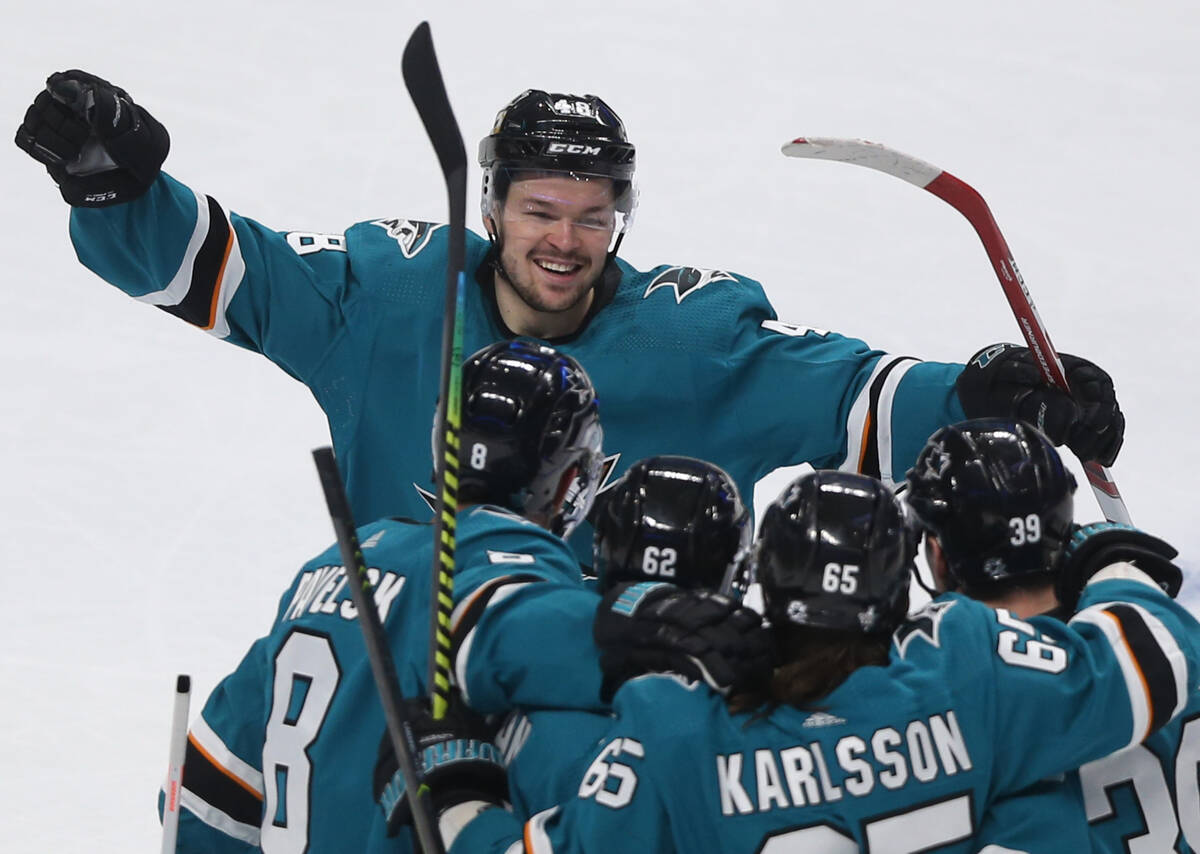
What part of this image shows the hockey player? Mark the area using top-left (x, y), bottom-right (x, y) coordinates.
top-left (412, 469), bottom-right (1198, 854)
top-left (167, 340), bottom-right (766, 852)
top-left (498, 455), bottom-right (754, 820)
top-left (906, 419), bottom-right (1195, 854)
top-left (15, 71), bottom-right (1127, 566)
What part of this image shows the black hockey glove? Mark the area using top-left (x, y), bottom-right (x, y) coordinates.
top-left (372, 693), bottom-right (508, 839)
top-left (593, 581), bottom-right (773, 702)
top-left (955, 343), bottom-right (1124, 466)
top-left (14, 70), bottom-right (169, 207)
top-left (1055, 522), bottom-right (1182, 612)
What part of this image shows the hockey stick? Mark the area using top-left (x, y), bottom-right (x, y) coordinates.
top-left (782, 137), bottom-right (1131, 524)
top-left (160, 674), bottom-right (190, 854)
top-left (402, 21), bottom-right (468, 723)
top-left (312, 447), bottom-right (445, 854)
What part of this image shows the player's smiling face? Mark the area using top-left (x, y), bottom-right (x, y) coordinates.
top-left (495, 174), bottom-right (616, 315)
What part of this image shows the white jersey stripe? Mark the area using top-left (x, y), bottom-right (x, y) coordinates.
top-left (453, 581), bottom-right (535, 704)
top-left (839, 356), bottom-right (897, 473)
top-left (1070, 605), bottom-right (1156, 749)
top-left (189, 714), bottom-right (265, 795)
top-left (524, 806), bottom-right (561, 854)
top-left (874, 358), bottom-right (918, 487)
top-left (1086, 596), bottom-right (1190, 726)
top-left (134, 186), bottom-right (210, 307)
top-left (178, 786), bottom-right (260, 845)
top-left (207, 222), bottom-right (245, 340)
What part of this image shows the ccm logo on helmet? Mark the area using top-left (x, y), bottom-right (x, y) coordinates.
top-left (546, 142), bottom-right (602, 155)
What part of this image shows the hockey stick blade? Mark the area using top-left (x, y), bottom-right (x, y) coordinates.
top-left (312, 447), bottom-right (445, 854)
top-left (783, 137), bottom-right (1130, 523)
top-left (402, 21), bottom-right (468, 726)
top-left (402, 22), bottom-right (468, 228)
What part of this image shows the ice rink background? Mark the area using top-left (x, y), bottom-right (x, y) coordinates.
top-left (2, 1), bottom-right (1196, 849)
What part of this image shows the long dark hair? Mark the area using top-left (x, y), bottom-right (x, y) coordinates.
top-left (728, 624), bottom-right (891, 716)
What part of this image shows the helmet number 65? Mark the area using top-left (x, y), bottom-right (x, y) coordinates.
top-left (822, 563), bottom-right (859, 594)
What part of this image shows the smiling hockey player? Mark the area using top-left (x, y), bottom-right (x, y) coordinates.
top-left (16, 71), bottom-right (1125, 566)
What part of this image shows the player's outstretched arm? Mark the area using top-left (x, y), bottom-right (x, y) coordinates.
top-left (982, 530), bottom-right (1197, 793)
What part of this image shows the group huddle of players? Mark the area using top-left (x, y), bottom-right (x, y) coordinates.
top-left (16, 70), bottom-right (1197, 853)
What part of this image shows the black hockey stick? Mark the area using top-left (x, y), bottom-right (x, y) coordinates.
top-left (312, 447), bottom-right (445, 854)
top-left (402, 21), bottom-right (468, 723)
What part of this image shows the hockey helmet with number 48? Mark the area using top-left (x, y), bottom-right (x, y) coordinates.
top-left (592, 455), bottom-right (752, 593)
top-left (478, 90), bottom-right (638, 239)
top-left (751, 471), bottom-right (914, 635)
top-left (904, 418), bottom-right (1076, 593)
top-left (457, 340), bottom-right (603, 538)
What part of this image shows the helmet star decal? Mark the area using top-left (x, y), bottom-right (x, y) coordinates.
top-left (643, 266), bottom-right (736, 303)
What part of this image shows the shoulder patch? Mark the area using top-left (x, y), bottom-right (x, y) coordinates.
top-left (643, 266), bottom-right (736, 303)
top-left (893, 599), bottom-right (957, 658)
top-left (371, 218), bottom-right (446, 259)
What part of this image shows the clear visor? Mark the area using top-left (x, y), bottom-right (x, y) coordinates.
top-left (482, 166), bottom-right (638, 252)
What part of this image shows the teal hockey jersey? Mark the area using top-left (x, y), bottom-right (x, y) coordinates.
top-left (170, 504), bottom-right (604, 854)
top-left (452, 569), bottom-right (1200, 854)
top-left (1079, 658), bottom-right (1200, 852)
top-left (69, 174), bottom-right (965, 564)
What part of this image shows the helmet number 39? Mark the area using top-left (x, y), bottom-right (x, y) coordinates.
top-left (1008, 514), bottom-right (1042, 546)
top-left (822, 563), bottom-right (859, 594)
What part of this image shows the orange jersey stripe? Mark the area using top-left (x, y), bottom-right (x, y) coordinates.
top-left (187, 732), bottom-right (264, 801)
top-left (856, 410), bottom-right (874, 472)
top-left (1105, 608), bottom-right (1155, 742)
top-left (200, 226), bottom-right (236, 331)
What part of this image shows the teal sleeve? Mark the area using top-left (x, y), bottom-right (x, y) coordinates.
top-left (723, 299), bottom-right (965, 488)
top-left (69, 172), bottom-right (351, 383)
top-left (975, 776), bottom-right (1093, 853)
top-left (172, 637), bottom-right (269, 851)
top-left (985, 576), bottom-right (1200, 793)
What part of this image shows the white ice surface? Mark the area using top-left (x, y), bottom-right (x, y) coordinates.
top-left (2, 1), bottom-right (1197, 849)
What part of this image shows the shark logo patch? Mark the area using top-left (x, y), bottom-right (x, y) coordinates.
top-left (372, 218), bottom-right (446, 259)
top-left (893, 599), bottom-right (957, 659)
top-left (643, 266), bottom-right (736, 303)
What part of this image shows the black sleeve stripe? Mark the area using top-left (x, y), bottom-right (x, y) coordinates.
top-left (450, 573), bottom-right (545, 659)
top-left (158, 195), bottom-right (232, 329)
top-left (182, 734), bottom-right (263, 827)
top-left (1105, 603), bottom-right (1180, 736)
top-left (858, 356), bottom-right (918, 479)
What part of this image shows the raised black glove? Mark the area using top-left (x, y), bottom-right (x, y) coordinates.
top-left (372, 693), bottom-right (508, 839)
top-left (955, 343), bottom-right (1124, 466)
top-left (593, 581), bottom-right (773, 702)
top-left (14, 70), bottom-right (169, 207)
top-left (1055, 522), bottom-right (1182, 612)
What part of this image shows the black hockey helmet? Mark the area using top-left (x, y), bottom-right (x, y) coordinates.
top-left (478, 90), bottom-right (638, 234)
top-left (458, 340), bottom-right (604, 538)
top-left (592, 456), bottom-right (752, 593)
top-left (751, 471), bottom-right (914, 635)
top-left (905, 418), bottom-right (1076, 593)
